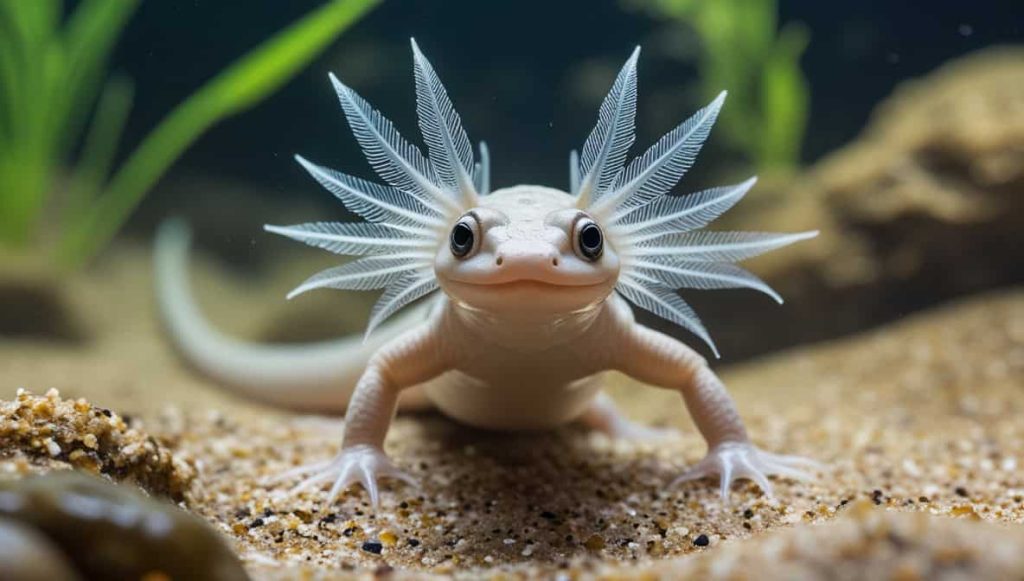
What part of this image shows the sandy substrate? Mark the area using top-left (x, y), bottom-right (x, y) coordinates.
top-left (1, 248), bottom-right (1022, 578)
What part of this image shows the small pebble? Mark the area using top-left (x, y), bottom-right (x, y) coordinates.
top-left (379, 530), bottom-right (398, 546)
top-left (361, 541), bottom-right (383, 555)
top-left (584, 534), bottom-right (605, 550)
top-left (693, 534), bottom-right (710, 547)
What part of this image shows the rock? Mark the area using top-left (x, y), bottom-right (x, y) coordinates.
top-left (0, 254), bottom-right (87, 342)
top-left (701, 47), bottom-right (1024, 360)
top-left (799, 46), bottom-right (1024, 293)
top-left (0, 517), bottom-right (81, 581)
top-left (0, 472), bottom-right (247, 581)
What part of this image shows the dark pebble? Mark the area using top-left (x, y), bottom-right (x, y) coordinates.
top-left (743, 509), bottom-right (754, 519)
top-left (540, 511), bottom-right (557, 520)
top-left (0, 472), bottom-right (247, 580)
top-left (250, 518), bottom-right (265, 528)
top-left (362, 541), bottom-right (383, 554)
top-left (888, 531), bottom-right (908, 549)
top-left (693, 534), bottom-right (710, 547)
top-left (955, 486), bottom-right (969, 497)
top-left (407, 538), bottom-right (421, 547)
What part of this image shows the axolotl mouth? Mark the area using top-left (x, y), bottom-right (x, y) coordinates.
top-left (440, 277), bottom-right (618, 315)
top-left (444, 277), bottom-right (613, 290)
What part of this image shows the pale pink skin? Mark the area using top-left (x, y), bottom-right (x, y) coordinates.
top-left (149, 34), bottom-right (823, 507)
top-left (262, 186), bottom-right (818, 506)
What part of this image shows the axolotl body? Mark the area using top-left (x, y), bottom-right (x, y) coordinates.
top-left (156, 40), bottom-right (819, 506)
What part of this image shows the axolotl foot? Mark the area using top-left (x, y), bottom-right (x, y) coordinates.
top-left (272, 444), bottom-right (416, 507)
top-left (672, 441), bottom-right (822, 500)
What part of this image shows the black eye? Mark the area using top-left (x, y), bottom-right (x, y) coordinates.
top-left (577, 221), bottom-right (603, 261)
top-left (450, 221), bottom-right (475, 258)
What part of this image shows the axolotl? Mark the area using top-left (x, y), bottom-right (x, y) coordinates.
top-left (155, 40), bottom-right (819, 506)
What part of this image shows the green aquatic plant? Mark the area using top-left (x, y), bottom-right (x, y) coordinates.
top-left (627, 0), bottom-right (809, 174)
top-left (0, 0), bottom-right (379, 269)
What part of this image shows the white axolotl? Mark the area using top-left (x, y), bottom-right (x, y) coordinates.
top-left (155, 40), bottom-right (820, 506)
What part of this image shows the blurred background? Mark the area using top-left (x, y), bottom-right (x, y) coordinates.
top-left (1, 0), bottom-right (1021, 361)
top-left (111, 1), bottom-right (1016, 186)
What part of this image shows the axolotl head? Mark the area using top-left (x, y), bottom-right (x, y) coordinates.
top-left (434, 186), bottom-right (620, 314)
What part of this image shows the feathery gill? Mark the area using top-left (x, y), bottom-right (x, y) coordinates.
top-left (264, 40), bottom-right (817, 355)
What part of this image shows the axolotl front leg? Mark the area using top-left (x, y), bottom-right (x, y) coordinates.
top-left (611, 320), bottom-right (818, 499)
top-left (277, 321), bottom-right (449, 506)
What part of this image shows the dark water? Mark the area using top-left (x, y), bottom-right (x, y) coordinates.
top-left (109, 0), bottom-right (1020, 210)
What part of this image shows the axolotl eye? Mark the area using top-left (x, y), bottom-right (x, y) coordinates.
top-left (450, 219), bottom-right (477, 258)
top-left (574, 219), bottom-right (604, 261)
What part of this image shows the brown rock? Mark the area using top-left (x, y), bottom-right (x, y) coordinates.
top-left (703, 48), bottom-right (1024, 360)
top-left (0, 472), bottom-right (247, 581)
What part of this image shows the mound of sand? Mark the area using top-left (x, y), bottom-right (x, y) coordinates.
top-left (0, 388), bottom-right (194, 501)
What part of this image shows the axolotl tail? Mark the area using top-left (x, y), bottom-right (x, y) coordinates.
top-left (153, 220), bottom-right (428, 413)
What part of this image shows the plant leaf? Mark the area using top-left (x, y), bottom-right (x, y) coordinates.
top-left (66, 75), bottom-right (134, 218)
top-left (57, 0), bottom-right (381, 268)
